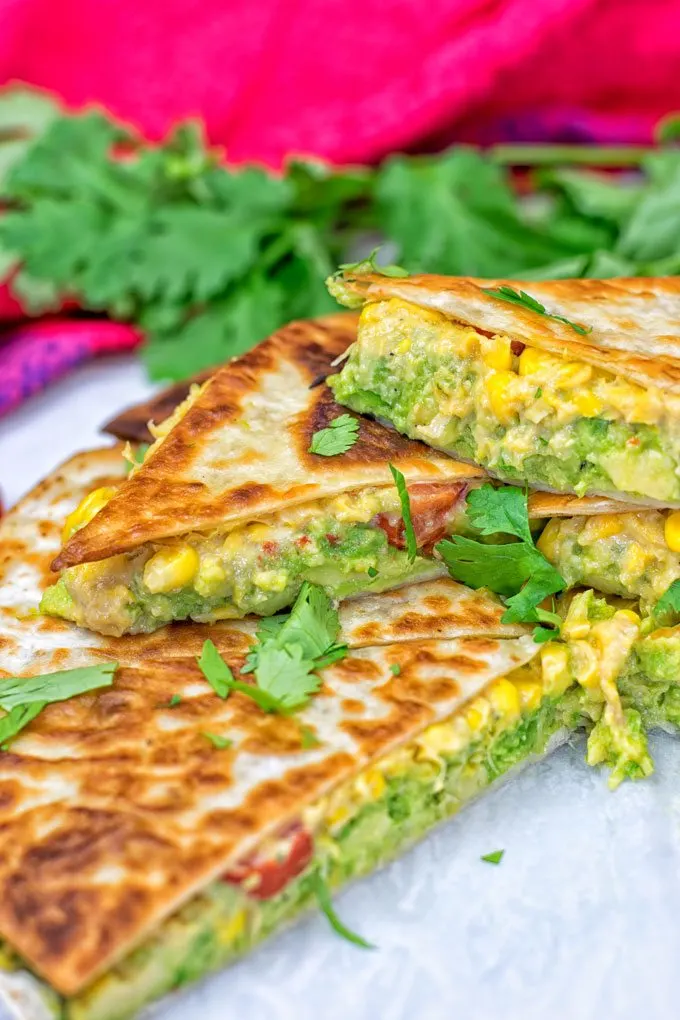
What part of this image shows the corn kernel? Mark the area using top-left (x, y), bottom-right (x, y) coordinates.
top-left (217, 908), bottom-right (247, 946)
top-left (253, 570), bottom-right (289, 592)
top-left (582, 514), bottom-right (623, 542)
top-left (488, 678), bottom-right (521, 721)
top-left (245, 523), bottom-right (273, 543)
top-left (143, 544), bottom-right (199, 594)
top-left (536, 519), bottom-right (562, 559)
top-left (570, 640), bottom-right (600, 690)
top-left (518, 347), bottom-right (552, 376)
top-left (572, 390), bottom-right (603, 417)
top-left (483, 337), bottom-right (512, 371)
top-left (354, 768), bottom-right (386, 802)
top-left (327, 803), bottom-right (353, 829)
top-left (417, 721), bottom-right (459, 756)
top-left (540, 644), bottom-right (572, 696)
top-left (620, 543), bottom-right (649, 579)
top-left (513, 679), bottom-right (543, 712)
top-left (485, 370), bottom-right (520, 422)
top-left (395, 337), bottom-right (412, 355)
top-left (615, 609), bottom-right (641, 627)
top-left (465, 697), bottom-right (490, 732)
top-left (665, 511), bottom-right (680, 552)
top-left (62, 486), bottom-right (117, 543)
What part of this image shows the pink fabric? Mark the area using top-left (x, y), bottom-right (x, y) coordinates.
top-left (0, 0), bottom-right (678, 416)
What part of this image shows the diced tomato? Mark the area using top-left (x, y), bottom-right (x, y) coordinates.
top-left (325, 533), bottom-right (339, 546)
top-left (223, 822), bottom-right (314, 900)
top-left (295, 535), bottom-right (312, 548)
top-left (373, 481), bottom-right (470, 553)
top-left (261, 541), bottom-right (280, 557)
top-left (510, 340), bottom-right (526, 356)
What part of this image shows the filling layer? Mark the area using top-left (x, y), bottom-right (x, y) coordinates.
top-left (0, 598), bottom-right (653, 1020)
top-left (537, 509), bottom-right (680, 609)
top-left (329, 298), bottom-right (680, 503)
top-left (42, 482), bottom-right (481, 636)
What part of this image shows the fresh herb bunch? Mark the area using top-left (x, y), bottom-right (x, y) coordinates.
top-left (1, 89), bottom-right (680, 380)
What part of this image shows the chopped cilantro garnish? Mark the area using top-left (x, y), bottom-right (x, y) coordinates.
top-left (309, 414), bottom-right (359, 457)
top-left (367, 566), bottom-right (378, 578)
top-left (0, 661), bottom-right (117, 710)
top-left (0, 662), bottom-right (118, 751)
top-left (310, 871), bottom-right (374, 949)
top-left (654, 579), bottom-right (680, 619)
top-left (389, 664), bottom-right (401, 676)
top-left (481, 849), bottom-right (504, 865)
top-left (436, 486), bottom-right (565, 632)
top-left (389, 463), bottom-right (418, 561)
top-left (535, 387), bottom-right (543, 398)
top-left (166, 694), bottom-right (182, 708)
top-left (532, 627), bottom-right (556, 644)
top-left (198, 584), bottom-right (346, 716)
top-left (482, 285), bottom-right (591, 337)
top-left (202, 732), bottom-right (233, 750)
top-left (299, 724), bottom-right (321, 749)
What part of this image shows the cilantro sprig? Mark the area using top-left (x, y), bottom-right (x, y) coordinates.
top-left (436, 485), bottom-right (565, 639)
top-left (652, 579), bottom-right (680, 622)
top-left (197, 583), bottom-right (346, 716)
top-left (0, 662), bottom-right (118, 749)
top-left (389, 464), bottom-right (418, 561)
top-left (337, 247), bottom-right (409, 278)
top-left (309, 414), bottom-right (359, 457)
top-left (310, 871), bottom-right (374, 949)
top-left (481, 285), bottom-right (591, 337)
top-left (481, 850), bottom-right (504, 865)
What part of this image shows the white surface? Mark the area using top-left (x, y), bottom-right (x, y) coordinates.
top-left (2, 359), bottom-right (680, 1020)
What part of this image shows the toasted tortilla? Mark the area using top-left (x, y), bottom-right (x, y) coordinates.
top-left (0, 449), bottom-right (536, 996)
top-left (53, 313), bottom-right (485, 571)
top-left (101, 370), bottom-right (214, 444)
top-left (331, 272), bottom-right (680, 394)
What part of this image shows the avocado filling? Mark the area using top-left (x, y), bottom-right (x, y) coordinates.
top-left (537, 509), bottom-right (680, 609)
top-left (0, 601), bottom-right (654, 1020)
top-left (42, 484), bottom-right (483, 637)
top-left (329, 298), bottom-right (680, 504)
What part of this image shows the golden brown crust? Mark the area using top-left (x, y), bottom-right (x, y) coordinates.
top-left (101, 370), bottom-right (215, 444)
top-left (54, 313), bottom-right (484, 569)
top-left (0, 449), bottom-right (536, 994)
top-left (336, 272), bottom-right (680, 392)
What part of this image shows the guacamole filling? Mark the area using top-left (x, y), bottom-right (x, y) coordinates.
top-left (537, 509), bottom-right (680, 610)
top-left (41, 482), bottom-right (485, 637)
top-left (0, 599), bottom-right (652, 1020)
top-left (329, 298), bottom-right (680, 504)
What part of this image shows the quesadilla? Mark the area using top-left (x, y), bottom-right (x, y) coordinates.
top-left (0, 449), bottom-right (660, 1020)
top-left (41, 314), bottom-right (496, 637)
top-left (327, 272), bottom-right (680, 505)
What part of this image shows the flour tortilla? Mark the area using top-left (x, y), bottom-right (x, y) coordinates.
top-left (0, 449), bottom-right (536, 996)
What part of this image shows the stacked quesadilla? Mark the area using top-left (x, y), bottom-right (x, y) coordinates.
top-left (1, 444), bottom-right (678, 1020)
top-left (4, 290), bottom-right (680, 1020)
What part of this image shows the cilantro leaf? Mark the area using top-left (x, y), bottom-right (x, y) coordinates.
top-left (389, 664), bottom-right (401, 676)
top-left (276, 582), bottom-right (341, 660)
top-left (197, 640), bottom-right (235, 699)
top-left (481, 850), bottom-right (504, 865)
top-left (309, 414), bottom-right (360, 457)
top-left (254, 645), bottom-right (322, 711)
top-left (482, 285), bottom-right (591, 337)
top-left (310, 871), bottom-right (374, 949)
top-left (299, 724), bottom-right (321, 749)
top-left (389, 464), bottom-right (418, 561)
top-left (0, 703), bottom-right (45, 749)
top-left (466, 485), bottom-right (532, 544)
top-left (0, 661), bottom-right (117, 710)
top-left (532, 627), bottom-right (556, 644)
top-left (654, 579), bottom-right (680, 619)
top-left (202, 732), bottom-right (233, 750)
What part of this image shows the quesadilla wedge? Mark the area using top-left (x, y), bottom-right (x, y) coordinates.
top-left (42, 314), bottom-right (496, 637)
top-left (327, 272), bottom-right (680, 505)
top-left (0, 449), bottom-right (662, 1020)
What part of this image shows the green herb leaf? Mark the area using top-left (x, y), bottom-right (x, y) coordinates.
top-left (254, 645), bottom-right (322, 711)
top-left (197, 640), bottom-right (235, 699)
top-left (466, 485), bottom-right (532, 544)
top-left (125, 443), bottom-right (149, 473)
top-left (367, 566), bottom-right (378, 578)
top-left (654, 579), bottom-right (680, 618)
top-left (389, 464), bottom-right (418, 562)
top-left (389, 664), bottom-right (401, 676)
top-left (0, 661), bottom-right (118, 710)
top-left (310, 871), bottom-right (374, 949)
top-left (202, 732), bottom-right (233, 750)
top-left (164, 694), bottom-right (182, 708)
top-left (482, 285), bottom-right (591, 336)
top-left (309, 414), bottom-right (359, 457)
top-left (0, 702), bottom-right (45, 749)
top-left (481, 849), bottom-right (504, 865)
top-left (299, 725), bottom-right (321, 749)
top-left (532, 627), bottom-right (557, 644)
